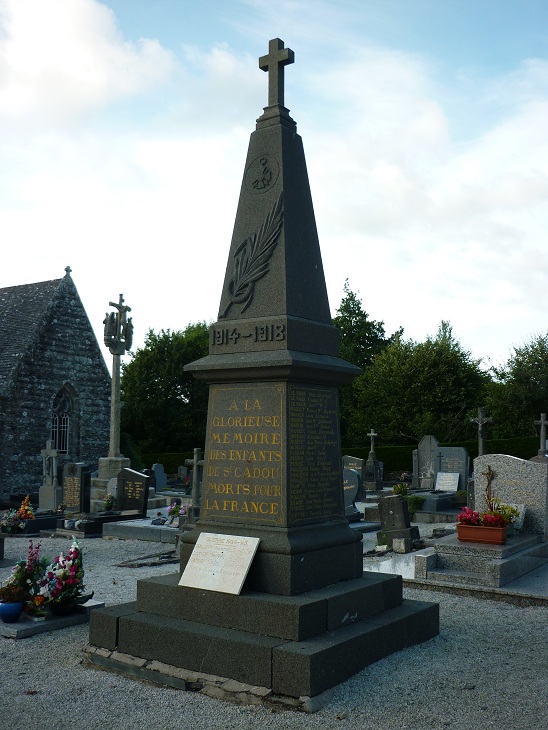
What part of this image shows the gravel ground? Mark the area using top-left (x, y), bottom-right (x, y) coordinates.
top-left (0, 529), bottom-right (546, 730)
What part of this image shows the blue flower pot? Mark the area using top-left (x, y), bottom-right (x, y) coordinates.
top-left (0, 601), bottom-right (24, 623)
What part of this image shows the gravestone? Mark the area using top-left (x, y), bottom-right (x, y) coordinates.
top-left (178, 465), bottom-right (188, 482)
top-left (152, 463), bottom-right (167, 490)
top-left (116, 468), bottom-right (150, 518)
top-left (342, 467), bottom-right (362, 521)
top-left (62, 462), bottom-right (91, 513)
top-left (88, 37), bottom-right (439, 704)
top-left (412, 435), bottom-right (469, 491)
top-left (184, 448), bottom-right (204, 522)
top-left (363, 428), bottom-right (384, 491)
top-left (474, 454), bottom-right (548, 538)
top-left (39, 440), bottom-right (62, 511)
top-left (142, 468), bottom-right (155, 490)
top-left (377, 495), bottom-right (420, 549)
top-left (342, 455), bottom-right (364, 480)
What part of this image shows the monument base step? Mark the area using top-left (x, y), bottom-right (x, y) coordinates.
top-left (88, 572), bottom-right (439, 701)
top-left (82, 644), bottom-right (336, 713)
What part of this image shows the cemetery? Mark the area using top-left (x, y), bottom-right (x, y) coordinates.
top-left (0, 33), bottom-right (547, 729)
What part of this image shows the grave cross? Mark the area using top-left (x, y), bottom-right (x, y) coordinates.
top-left (471, 407), bottom-right (493, 457)
top-left (259, 38), bottom-right (294, 108)
top-left (185, 447), bottom-right (204, 522)
top-left (534, 412), bottom-right (548, 457)
top-left (368, 428), bottom-right (377, 455)
top-left (41, 439), bottom-right (59, 488)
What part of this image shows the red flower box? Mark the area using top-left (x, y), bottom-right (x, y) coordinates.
top-left (456, 524), bottom-right (507, 545)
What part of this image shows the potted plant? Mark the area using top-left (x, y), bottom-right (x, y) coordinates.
top-left (456, 467), bottom-right (519, 544)
top-left (166, 501), bottom-right (188, 527)
top-left (375, 532), bottom-right (389, 552)
top-left (40, 538), bottom-right (93, 616)
top-left (7, 540), bottom-right (50, 620)
top-left (103, 494), bottom-right (116, 512)
top-left (0, 584), bottom-right (29, 623)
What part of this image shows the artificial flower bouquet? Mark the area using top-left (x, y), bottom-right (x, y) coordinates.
top-left (40, 538), bottom-right (92, 607)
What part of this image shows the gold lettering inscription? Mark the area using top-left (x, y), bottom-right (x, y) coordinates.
top-left (203, 384), bottom-right (285, 524)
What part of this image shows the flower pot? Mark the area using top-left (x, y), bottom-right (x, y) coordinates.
top-left (0, 601), bottom-right (25, 623)
top-left (49, 601), bottom-right (78, 617)
top-left (456, 524), bottom-right (508, 545)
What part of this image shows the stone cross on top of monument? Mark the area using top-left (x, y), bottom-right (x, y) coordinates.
top-left (259, 38), bottom-right (294, 108)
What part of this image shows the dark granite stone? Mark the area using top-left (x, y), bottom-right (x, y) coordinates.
top-left (118, 612), bottom-right (283, 688)
top-left (89, 602), bottom-right (137, 651)
top-left (271, 600), bottom-right (440, 697)
top-left (117, 469), bottom-right (150, 517)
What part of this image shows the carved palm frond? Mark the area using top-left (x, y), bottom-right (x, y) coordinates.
top-left (221, 193), bottom-right (283, 318)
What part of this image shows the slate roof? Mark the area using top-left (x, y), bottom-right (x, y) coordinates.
top-left (0, 277), bottom-right (62, 395)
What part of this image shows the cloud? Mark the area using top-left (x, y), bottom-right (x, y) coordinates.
top-left (0, 0), bottom-right (176, 130)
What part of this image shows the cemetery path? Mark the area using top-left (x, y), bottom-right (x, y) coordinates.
top-left (0, 535), bottom-right (546, 730)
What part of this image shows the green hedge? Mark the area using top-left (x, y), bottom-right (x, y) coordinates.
top-left (342, 436), bottom-right (539, 474)
top-left (140, 452), bottom-right (197, 474)
top-left (142, 437), bottom-right (539, 476)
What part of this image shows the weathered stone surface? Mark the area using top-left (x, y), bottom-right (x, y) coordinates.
top-left (0, 270), bottom-right (110, 499)
top-left (474, 454), bottom-right (548, 537)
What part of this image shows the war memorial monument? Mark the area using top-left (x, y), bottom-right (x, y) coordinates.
top-left (88, 38), bottom-right (439, 708)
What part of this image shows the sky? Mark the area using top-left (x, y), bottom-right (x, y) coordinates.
top-left (1, 0), bottom-right (548, 372)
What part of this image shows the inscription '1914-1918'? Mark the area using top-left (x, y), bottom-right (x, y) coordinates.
top-left (202, 383), bottom-right (285, 525)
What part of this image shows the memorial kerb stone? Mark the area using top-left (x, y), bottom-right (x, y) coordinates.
top-left (152, 463), bottom-right (167, 490)
top-left (343, 467), bottom-right (362, 522)
top-left (116, 468), bottom-right (150, 518)
top-left (62, 462), bottom-right (91, 513)
top-left (377, 495), bottom-right (419, 549)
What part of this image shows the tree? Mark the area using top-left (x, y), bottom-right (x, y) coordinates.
top-left (486, 332), bottom-right (548, 438)
top-left (354, 322), bottom-right (489, 444)
top-left (120, 324), bottom-right (210, 454)
top-left (333, 281), bottom-right (401, 444)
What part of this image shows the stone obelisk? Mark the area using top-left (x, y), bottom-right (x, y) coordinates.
top-left (88, 40), bottom-right (438, 704)
top-left (183, 37), bottom-right (363, 595)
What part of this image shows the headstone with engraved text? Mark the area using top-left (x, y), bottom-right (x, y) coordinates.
top-left (62, 462), bottom-right (91, 513)
top-left (116, 468), bottom-right (150, 517)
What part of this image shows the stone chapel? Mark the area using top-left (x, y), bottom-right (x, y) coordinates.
top-left (0, 267), bottom-right (111, 502)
